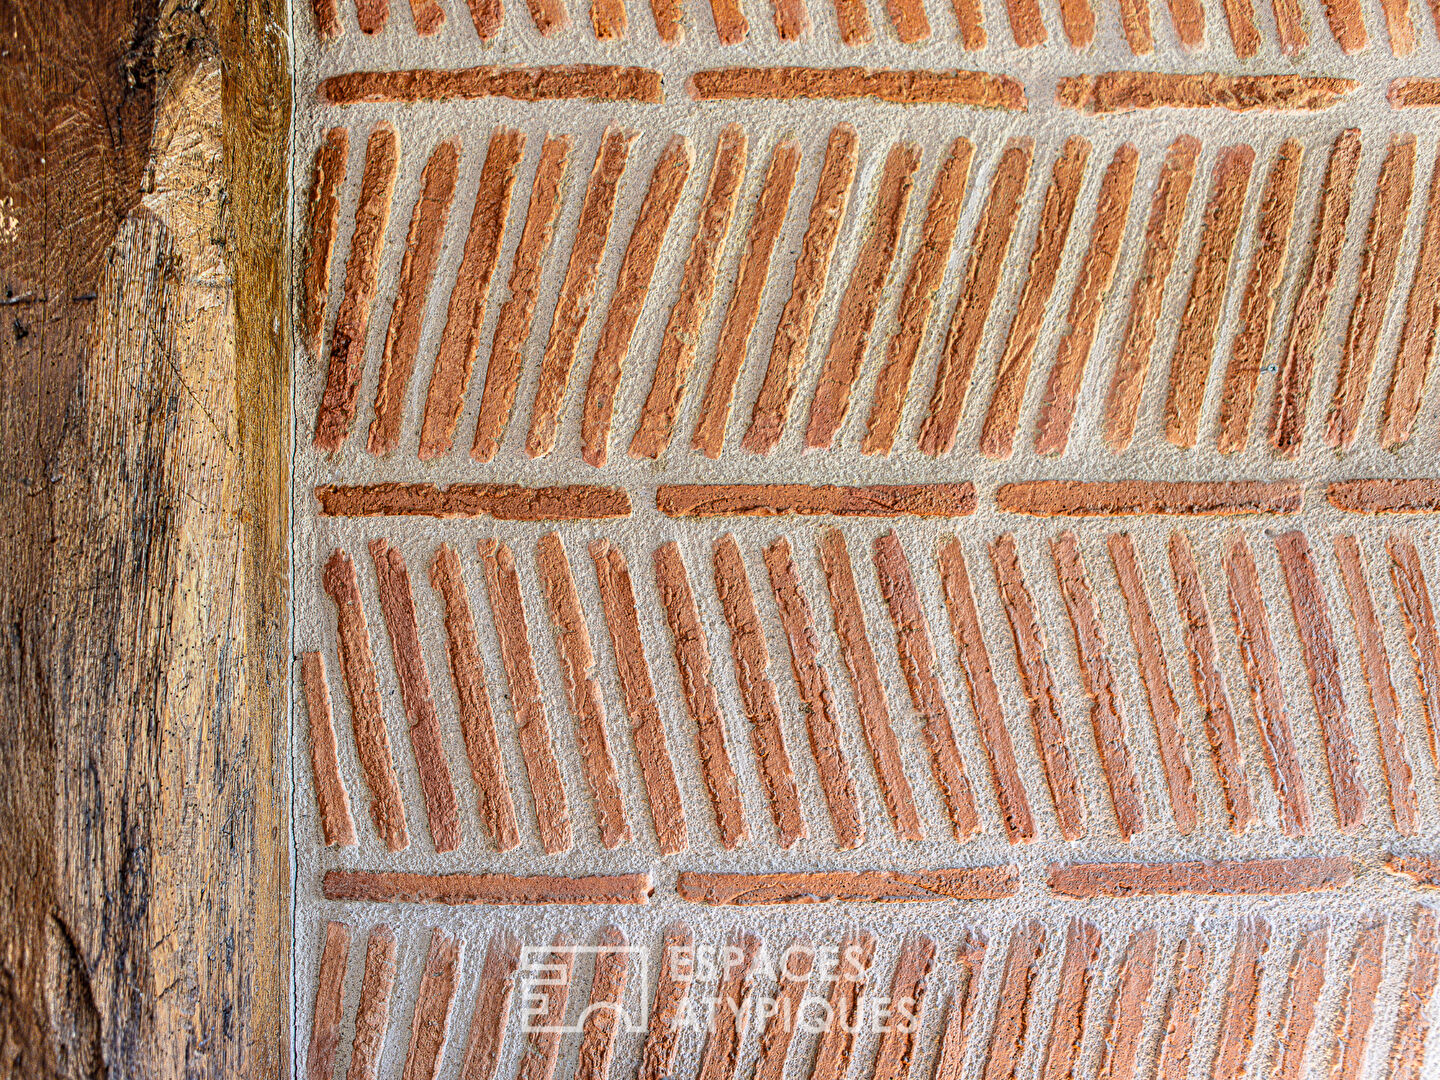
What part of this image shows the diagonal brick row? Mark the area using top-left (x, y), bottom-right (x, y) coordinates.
top-left (306, 124), bottom-right (1440, 465)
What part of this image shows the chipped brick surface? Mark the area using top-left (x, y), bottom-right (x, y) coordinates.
top-left (295, 15), bottom-right (1440, 1079)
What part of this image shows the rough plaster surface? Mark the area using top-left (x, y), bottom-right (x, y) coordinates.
top-left (291, 5), bottom-right (1440, 1077)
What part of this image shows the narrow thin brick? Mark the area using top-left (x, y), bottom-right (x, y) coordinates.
top-left (1155, 929), bottom-right (1207, 1080)
top-left (1274, 530), bottom-right (1369, 832)
top-left (1048, 857), bottom-right (1353, 897)
top-left (709, 0), bottom-right (750, 43)
top-left (753, 938), bottom-right (814, 1080)
top-left (1096, 928), bottom-right (1157, 1080)
top-left (1336, 537), bottom-right (1418, 835)
top-left (515, 937), bottom-right (574, 1080)
top-left (1383, 144), bottom-right (1440, 449)
top-left (1220, 0), bottom-right (1260, 54)
top-left (575, 929), bottom-right (629, 1080)
top-left (308, 922), bottom-right (352, 1080)
top-left (1271, 128), bottom-right (1363, 459)
top-left (322, 549), bottom-right (409, 851)
top-left (1331, 479), bottom-right (1440, 514)
top-left (462, 0), bottom-right (499, 36)
top-left (980, 137), bottom-right (1089, 461)
top-left (347, 926), bottom-right (398, 1080)
top-left (982, 921), bottom-right (1045, 1080)
top-left (527, 127), bottom-right (636, 459)
top-left (938, 537), bottom-right (1036, 844)
top-left (581, 135), bottom-right (694, 467)
top-left (1039, 920), bottom-right (1102, 1080)
top-left (998, 480), bottom-right (1302, 517)
top-left (1060, 0), bottom-right (1096, 45)
top-left (1391, 79), bottom-right (1440, 107)
top-left (524, 0), bottom-right (570, 32)
top-left (1169, 531), bottom-right (1256, 833)
top-left (478, 539), bottom-right (572, 854)
top-left (629, 125), bottom-right (747, 460)
top-left (1389, 855), bottom-right (1440, 887)
top-left (302, 651), bottom-right (358, 847)
top-left (418, 129), bottom-right (525, 460)
top-left (1390, 534), bottom-right (1440, 772)
top-left (321, 66), bottom-right (663, 106)
top-left (458, 933), bottom-right (521, 1080)
top-left (695, 934), bottom-right (761, 1080)
top-left (871, 936), bottom-right (936, 1080)
top-left (1323, 0), bottom-right (1368, 51)
top-left (1274, 0), bottom-right (1308, 51)
top-left (651, 0), bottom-right (682, 40)
top-left (1051, 533), bottom-right (1145, 839)
top-left (1272, 927), bottom-right (1330, 1080)
top-left (713, 534), bottom-right (806, 848)
top-left (743, 125), bottom-right (858, 455)
top-left (1208, 917), bottom-right (1270, 1080)
top-left (819, 529), bottom-right (923, 841)
top-left (659, 482), bottom-right (975, 519)
top-left (318, 483), bottom-right (631, 521)
top-left (370, 539), bottom-right (462, 853)
top-left (873, 531), bottom-right (981, 840)
top-left (1056, 74), bottom-right (1356, 114)
top-left (865, 137), bottom-right (975, 457)
top-left (369, 140), bottom-right (461, 457)
top-left (689, 67), bottom-right (1026, 108)
top-left (1387, 906), bottom-right (1440, 1080)
top-left (885, 0), bottom-right (931, 40)
top-left (919, 140), bottom-right (1033, 457)
top-left (764, 537), bottom-right (864, 849)
top-left (1164, 145), bottom-right (1254, 449)
top-left (990, 533), bottom-right (1087, 840)
top-left (834, 0), bottom-right (876, 42)
top-left (1328, 920), bottom-right (1387, 1080)
top-left (1108, 534), bottom-right (1197, 835)
top-left (590, 538), bottom-right (688, 855)
top-left (772, 0), bottom-right (810, 37)
top-left (303, 129), bottom-right (347, 358)
top-left (401, 930), bottom-right (462, 1080)
top-left (534, 533), bottom-right (630, 850)
top-left (932, 932), bottom-right (988, 1080)
top-left (472, 134), bottom-right (572, 463)
top-left (1035, 144), bottom-right (1139, 455)
top-left (1329, 135), bottom-right (1417, 450)
top-left (1218, 139), bottom-right (1303, 454)
top-left (430, 545), bottom-right (520, 852)
top-left (638, 926), bottom-right (694, 1080)
top-left (356, 0), bottom-right (387, 38)
top-left (409, 0), bottom-right (445, 32)
top-left (323, 870), bottom-right (652, 905)
top-left (1222, 532), bottom-right (1312, 837)
top-left (692, 140), bottom-right (800, 459)
top-left (1380, 0), bottom-right (1415, 50)
top-left (1103, 135), bottom-right (1201, 453)
top-left (1165, 0), bottom-right (1204, 47)
top-left (806, 141), bottom-right (921, 451)
top-left (810, 933), bottom-right (876, 1080)
top-left (315, 124), bottom-right (398, 453)
top-left (952, 0), bottom-right (984, 45)
top-left (677, 867), bottom-right (1017, 905)
top-left (653, 542), bottom-right (748, 849)
top-left (591, 0), bottom-right (626, 37)
top-left (1119, 0), bottom-right (1154, 50)
top-left (313, 0), bottom-right (341, 37)
top-left (1003, 0), bottom-right (1047, 45)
